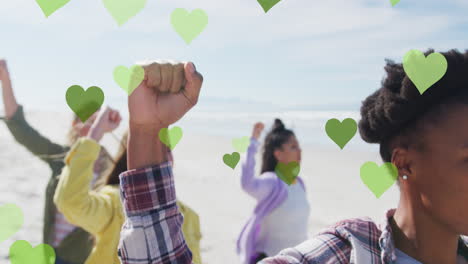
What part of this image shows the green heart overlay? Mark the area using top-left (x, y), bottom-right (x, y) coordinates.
top-left (232, 136), bottom-right (250, 153)
top-left (114, 65), bottom-right (145, 95)
top-left (171, 8), bottom-right (208, 44)
top-left (9, 240), bottom-right (55, 264)
top-left (390, 0), bottom-right (401, 6)
top-left (223, 152), bottom-right (240, 169)
top-left (257, 0), bottom-right (282, 13)
top-left (159, 127), bottom-right (183, 151)
top-left (65, 85), bottom-right (104, 123)
top-left (325, 118), bottom-right (357, 149)
top-left (403, 50), bottom-right (448, 95)
top-left (360, 162), bottom-right (398, 198)
top-left (36, 0), bottom-right (71, 17)
top-left (275, 161), bottom-right (300, 185)
top-left (0, 203), bottom-right (23, 243)
top-left (102, 0), bottom-right (147, 26)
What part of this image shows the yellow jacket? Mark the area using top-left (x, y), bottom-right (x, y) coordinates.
top-left (54, 138), bottom-right (203, 264)
top-left (178, 200), bottom-right (203, 264)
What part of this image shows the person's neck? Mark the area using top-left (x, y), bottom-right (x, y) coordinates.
top-left (392, 197), bottom-right (460, 264)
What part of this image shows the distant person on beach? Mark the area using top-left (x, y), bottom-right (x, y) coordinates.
top-left (53, 106), bottom-right (125, 264)
top-left (236, 120), bottom-right (310, 264)
top-left (0, 59), bottom-right (115, 264)
top-left (116, 50), bottom-right (467, 264)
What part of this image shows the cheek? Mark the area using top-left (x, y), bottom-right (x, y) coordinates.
top-left (287, 150), bottom-right (300, 161)
top-left (417, 163), bottom-right (468, 231)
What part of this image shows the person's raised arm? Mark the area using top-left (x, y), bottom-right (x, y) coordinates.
top-left (54, 107), bottom-right (122, 234)
top-left (0, 59), bottom-right (66, 163)
top-left (241, 122), bottom-right (274, 199)
top-left (119, 60), bottom-right (203, 264)
top-left (0, 59), bottom-right (19, 119)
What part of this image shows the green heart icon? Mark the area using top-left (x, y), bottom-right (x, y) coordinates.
top-left (9, 240), bottom-right (55, 264)
top-left (159, 127), bottom-right (183, 151)
top-left (325, 118), bottom-right (357, 150)
top-left (0, 204), bottom-right (23, 243)
top-left (257, 0), bottom-right (282, 13)
top-left (275, 161), bottom-right (300, 185)
top-left (403, 50), bottom-right (448, 94)
top-left (223, 152), bottom-right (240, 169)
top-left (36, 0), bottom-right (71, 17)
top-left (390, 0), bottom-right (401, 6)
top-left (102, 0), bottom-right (147, 26)
top-left (171, 8), bottom-right (208, 44)
top-left (114, 65), bottom-right (145, 95)
top-left (360, 162), bottom-right (398, 198)
top-left (232, 136), bottom-right (250, 153)
top-left (65, 85), bottom-right (105, 123)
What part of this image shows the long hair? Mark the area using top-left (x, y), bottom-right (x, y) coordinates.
top-left (93, 131), bottom-right (128, 190)
top-left (93, 131), bottom-right (173, 189)
top-left (260, 119), bottom-right (295, 174)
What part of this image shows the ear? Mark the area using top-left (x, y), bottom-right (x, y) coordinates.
top-left (391, 147), bottom-right (412, 177)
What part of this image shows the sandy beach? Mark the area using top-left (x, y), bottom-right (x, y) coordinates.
top-left (0, 109), bottom-right (400, 264)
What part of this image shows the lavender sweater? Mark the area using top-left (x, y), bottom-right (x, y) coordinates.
top-left (236, 138), bottom-right (306, 264)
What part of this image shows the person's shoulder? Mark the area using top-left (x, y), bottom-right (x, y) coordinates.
top-left (261, 232), bottom-right (352, 264)
top-left (262, 217), bottom-right (381, 264)
top-left (329, 216), bottom-right (380, 234)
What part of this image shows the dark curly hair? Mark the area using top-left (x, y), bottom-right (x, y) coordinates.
top-left (359, 49), bottom-right (468, 162)
top-left (261, 119), bottom-right (295, 174)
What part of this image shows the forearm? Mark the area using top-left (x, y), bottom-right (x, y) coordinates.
top-left (1, 76), bottom-right (19, 120)
top-left (3, 105), bottom-right (66, 159)
top-left (128, 122), bottom-right (167, 170)
top-left (88, 126), bottom-right (105, 143)
top-left (241, 139), bottom-right (259, 189)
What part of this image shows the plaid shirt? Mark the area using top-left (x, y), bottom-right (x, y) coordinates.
top-left (261, 210), bottom-right (468, 264)
top-left (118, 162), bottom-right (192, 264)
top-left (118, 162), bottom-right (468, 264)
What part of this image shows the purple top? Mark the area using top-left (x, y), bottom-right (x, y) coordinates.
top-left (236, 138), bottom-right (306, 264)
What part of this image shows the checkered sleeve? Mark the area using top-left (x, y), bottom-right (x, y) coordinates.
top-left (260, 233), bottom-right (353, 264)
top-left (118, 162), bottom-right (193, 264)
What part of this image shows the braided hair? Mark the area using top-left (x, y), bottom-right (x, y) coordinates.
top-left (359, 49), bottom-right (468, 162)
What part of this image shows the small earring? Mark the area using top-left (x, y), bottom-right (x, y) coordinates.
top-left (402, 175), bottom-right (408, 180)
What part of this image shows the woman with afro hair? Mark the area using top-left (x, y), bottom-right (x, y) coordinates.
top-left (261, 49), bottom-right (468, 264)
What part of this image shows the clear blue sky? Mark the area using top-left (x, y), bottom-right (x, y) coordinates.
top-left (1, 0), bottom-right (467, 112)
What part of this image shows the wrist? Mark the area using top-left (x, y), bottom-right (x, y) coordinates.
top-left (128, 122), bottom-right (168, 170)
top-left (129, 121), bottom-right (165, 133)
top-left (88, 126), bottom-right (105, 142)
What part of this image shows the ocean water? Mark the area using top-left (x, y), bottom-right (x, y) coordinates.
top-left (177, 109), bottom-right (375, 151)
top-left (0, 106), bottom-right (376, 151)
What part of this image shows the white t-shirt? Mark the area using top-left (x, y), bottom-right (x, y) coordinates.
top-left (256, 182), bottom-right (310, 256)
